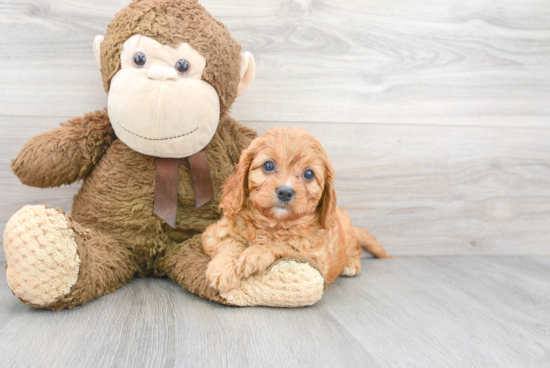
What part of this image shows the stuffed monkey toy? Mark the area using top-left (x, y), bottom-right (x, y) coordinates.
top-left (3, 0), bottom-right (325, 310)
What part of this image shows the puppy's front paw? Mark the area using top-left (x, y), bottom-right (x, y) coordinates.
top-left (206, 260), bottom-right (241, 292)
top-left (235, 247), bottom-right (277, 278)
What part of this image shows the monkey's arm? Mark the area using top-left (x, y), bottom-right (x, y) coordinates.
top-left (12, 109), bottom-right (115, 188)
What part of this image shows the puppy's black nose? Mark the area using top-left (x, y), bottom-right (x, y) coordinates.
top-left (276, 186), bottom-right (295, 202)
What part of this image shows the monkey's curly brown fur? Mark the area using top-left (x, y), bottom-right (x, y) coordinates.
top-left (8, 0), bottom-right (258, 310)
top-left (100, 0), bottom-right (242, 115)
top-left (12, 110), bottom-right (256, 310)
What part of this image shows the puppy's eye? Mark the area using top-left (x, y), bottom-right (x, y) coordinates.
top-left (263, 161), bottom-right (275, 172)
top-left (175, 59), bottom-right (190, 75)
top-left (303, 170), bottom-right (314, 181)
top-left (133, 52), bottom-right (147, 68)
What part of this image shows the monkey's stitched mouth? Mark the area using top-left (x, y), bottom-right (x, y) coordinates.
top-left (113, 120), bottom-right (199, 141)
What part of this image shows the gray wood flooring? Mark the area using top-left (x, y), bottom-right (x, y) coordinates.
top-left (1, 256), bottom-right (549, 367)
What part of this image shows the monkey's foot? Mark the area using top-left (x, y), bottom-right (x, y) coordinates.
top-left (220, 257), bottom-right (325, 307)
top-left (3, 205), bottom-right (80, 306)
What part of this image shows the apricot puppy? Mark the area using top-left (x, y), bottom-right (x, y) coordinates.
top-left (203, 127), bottom-right (391, 292)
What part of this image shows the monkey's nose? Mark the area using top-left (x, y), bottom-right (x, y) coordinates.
top-left (147, 65), bottom-right (178, 81)
top-left (276, 186), bottom-right (295, 202)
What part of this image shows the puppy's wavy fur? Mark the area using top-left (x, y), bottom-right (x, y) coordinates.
top-left (202, 127), bottom-right (391, 292)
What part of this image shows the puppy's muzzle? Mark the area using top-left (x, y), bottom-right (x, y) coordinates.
top-left (276, 185), bottom-right (295, 202)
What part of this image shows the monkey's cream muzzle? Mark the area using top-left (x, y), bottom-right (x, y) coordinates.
top-left (147, 65), bottom-right (178, 81)
top-left (106, 35), bottom-right (221, 158)
top-left (108, 67), bottom-right (220, 158)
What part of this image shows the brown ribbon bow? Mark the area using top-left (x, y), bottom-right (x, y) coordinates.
top-left (153, 150), bottom-right (214, 228)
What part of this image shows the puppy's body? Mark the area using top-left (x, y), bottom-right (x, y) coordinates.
top-left (203, 127), bottom-right (391, 292)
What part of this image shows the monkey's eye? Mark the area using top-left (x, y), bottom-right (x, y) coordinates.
top-left (303, 170), bottom-right (314, 181)
top-left (133, 52), bottom-right (147, 68)
top-left (175, 59), bottom-right (190, 75)
top-left (263, 161), bottom-right (275, 172)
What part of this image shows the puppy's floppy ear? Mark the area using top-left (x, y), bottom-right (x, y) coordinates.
top-left (220, 147), bottom-right (255, 216)
top-left (318, 154), bottom-right (338, 229)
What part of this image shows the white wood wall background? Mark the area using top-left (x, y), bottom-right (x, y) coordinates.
top-left (1, 0), bottom-right (549, 260)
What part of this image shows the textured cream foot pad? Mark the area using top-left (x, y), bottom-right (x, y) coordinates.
top-left (3, 205), bottom-right (80, 305)
top-left (221, 260), bottom-right (324, 307)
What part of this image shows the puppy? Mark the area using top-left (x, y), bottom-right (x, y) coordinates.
top-left (202, 127), bottom-right (391, 292)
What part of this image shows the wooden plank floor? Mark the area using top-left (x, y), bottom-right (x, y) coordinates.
top-left (1, 256), bottom-right (549, 367)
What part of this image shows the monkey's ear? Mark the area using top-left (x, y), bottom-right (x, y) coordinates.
top-left (93, 35), bottom-right (105, 68)
top-left (238, 52), bottom-right (256, 96)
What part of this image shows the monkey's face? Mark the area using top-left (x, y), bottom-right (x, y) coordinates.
top-left (104, 35), bottom-right (219, 158)
top-left (93, 1), bottom-right (255, 158)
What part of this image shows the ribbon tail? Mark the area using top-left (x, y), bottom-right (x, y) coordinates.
top-left (188, 150), bottom-right (214, 209)
top-left (154, 157), bottom-right (180, 228)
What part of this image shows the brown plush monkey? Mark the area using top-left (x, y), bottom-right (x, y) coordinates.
top-left (3, 0), bottom-right (324, 310)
